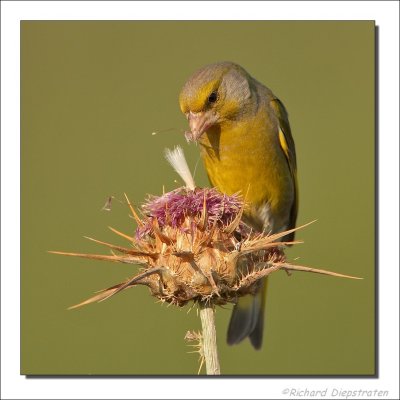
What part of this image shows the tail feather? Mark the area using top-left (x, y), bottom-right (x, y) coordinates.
top-left (249, 278), bottom-right (268, 349)
top-left (227, 296), bottom-right (258, 346)
top-left (227, 278), bottom-right (267, 349)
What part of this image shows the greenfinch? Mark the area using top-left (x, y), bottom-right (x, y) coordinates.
top-left (179, 62), bottom-right (298, 349)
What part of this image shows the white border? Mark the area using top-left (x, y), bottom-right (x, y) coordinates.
top-left (1, 1), bottom-right (399, 399)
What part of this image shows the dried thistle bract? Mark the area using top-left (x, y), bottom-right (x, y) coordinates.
top-left (50, 148), bottom-right (361, 310)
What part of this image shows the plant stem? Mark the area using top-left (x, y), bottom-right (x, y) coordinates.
top-left (199, 302), bottom-right (220, 375)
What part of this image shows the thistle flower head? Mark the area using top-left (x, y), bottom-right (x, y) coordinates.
top-left (50, 146), bottom-right (361, 309)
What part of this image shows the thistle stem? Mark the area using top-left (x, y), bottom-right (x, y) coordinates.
top-left (199, 302), bottom-right (220, 375)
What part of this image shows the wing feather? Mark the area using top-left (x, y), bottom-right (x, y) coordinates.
top-left (270, 98), bottom-right (298, 241)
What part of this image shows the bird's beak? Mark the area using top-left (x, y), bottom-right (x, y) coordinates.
top-left (185, 110), bottom-right (218, 142)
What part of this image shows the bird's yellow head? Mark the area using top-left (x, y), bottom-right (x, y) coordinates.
top-left (179, 62), bottom-right (257, 141)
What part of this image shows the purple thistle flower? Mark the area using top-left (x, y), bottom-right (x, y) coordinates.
top-left (136, 187), bottom-right (243, 239)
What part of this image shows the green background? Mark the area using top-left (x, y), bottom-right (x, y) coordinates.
top-left (21, 21), bottom-right (375, 375)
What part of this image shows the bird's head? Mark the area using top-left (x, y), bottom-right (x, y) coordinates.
top-left (179, 62), bottom-right (256, 141)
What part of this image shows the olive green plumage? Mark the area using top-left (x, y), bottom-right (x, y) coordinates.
top-left (179, 61), bottom-right (298, 349)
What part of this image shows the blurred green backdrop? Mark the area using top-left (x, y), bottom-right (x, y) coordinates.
top-left (21, 21), bottom-right (375, 375)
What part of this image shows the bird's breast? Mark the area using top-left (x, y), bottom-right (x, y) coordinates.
top-left (199, 116), bottom-right (294, 232)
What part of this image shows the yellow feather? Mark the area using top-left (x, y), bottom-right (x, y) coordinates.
top-left (179, 78), bottom-right (221, 113)
top-left (199, 113), bottom-right (292, 231)
top-left (279, 128), bottom-right (290, 159)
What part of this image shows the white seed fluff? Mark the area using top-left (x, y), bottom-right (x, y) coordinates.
top-left (164, 146), bottom-right (196, 190)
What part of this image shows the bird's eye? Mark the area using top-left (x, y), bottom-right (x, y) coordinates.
top-left (208, 91), bottom-right (218, 103)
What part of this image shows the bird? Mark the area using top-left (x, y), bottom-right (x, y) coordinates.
top-left (179, 61), bottom-right (298, 350)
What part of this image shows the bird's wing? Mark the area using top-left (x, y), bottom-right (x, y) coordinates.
top-left (270, 98), bottom-right (298, 239)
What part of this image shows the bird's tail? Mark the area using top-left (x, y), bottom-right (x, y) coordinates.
top-left (227, 278), bottom-right (268, 350)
